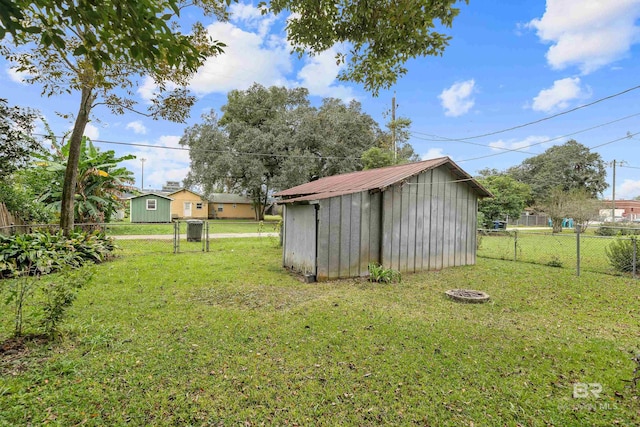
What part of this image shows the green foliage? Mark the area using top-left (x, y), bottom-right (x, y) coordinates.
top-left (545, 256), bottom-right (563, 268)
top-left (361, 147), bottom-right (395, 169)
top-left (4, 271), bottom-right (39, 336)
top-left (0, 180), bottom-right (54, 224)
top-left (605, 237), bottom-right (637, 273)
top-left (3, 265), bottom-right (92, 337)
top-left (477, 173), bottom-right (531, 227)
top-left (367, 262), bottom-right (401, 283)
top-left (0, 99), bottom-right (42, 179)
top-left (0, 230), bottom-right (115, 278)
top-left (268, 0), bottom-right (468, 94)
top-left (182, 85), bottom-right (381, 218)
top-left (35, 136), bottom-right (135, 223)
top-left (508, 139), bottom-right (608, 204)
top-left (595, 223), bottom-right (640, 236)
top-left (40, 267), bottom-right (93, 337)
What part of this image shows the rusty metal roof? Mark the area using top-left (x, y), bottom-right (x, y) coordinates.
top-left (275, 157), bottom-right (492, 203)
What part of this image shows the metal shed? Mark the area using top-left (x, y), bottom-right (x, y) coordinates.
top-left (275, 157), bottom-right (492, 281)
top-left (128, 193), bottom-right (173, 223)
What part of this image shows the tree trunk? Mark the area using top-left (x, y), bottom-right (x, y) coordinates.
top-left (551, 217), bottom-right (563, 233)
top-left (60, 86), bottom-right (94, 236)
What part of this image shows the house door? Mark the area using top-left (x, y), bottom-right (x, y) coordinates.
top-left (184, 202), bottom-right (192, 217)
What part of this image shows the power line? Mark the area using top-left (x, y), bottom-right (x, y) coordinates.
top-left (436, 84), bottom-right (640, 141)
top-left (408, 111), bottom-right (640, 159)
top-left (457, 130), bottom-right (639, 164)
top-left (410, 111), bottom-right (640, 144)
top-left (32, 133), bottom-right (365, 161)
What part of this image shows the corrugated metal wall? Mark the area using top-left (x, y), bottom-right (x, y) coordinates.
top-left (283, 204), bottom-right (317, 274)
top-left (316, 191), bottom-right (381, 281)
top-left (381, 165), bottom-right (477, 272)
top-left (284, 164), bottom-right (479, 280)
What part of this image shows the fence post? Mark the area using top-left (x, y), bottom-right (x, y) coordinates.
top-left (173, 221), bottom-right (178, 254)
top-left (205, 221), bottom-right (210, 252)
top-left (633, 237), bottom-right (637, 279)
top-left (576, 224), bottom-right (581, 277)
top-left (513, 230), bottom-right (518, 262)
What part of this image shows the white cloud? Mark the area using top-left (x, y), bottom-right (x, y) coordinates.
top-left (528, 0), bottom-right (640, 73)
top-left (422, 148), bottom-right (447, 160)
top-left (295, 45), bottom-right (354, 100)
top-left (83, 123), bottom-right (100, 140)
top-left (122, 135), bottom-right (190, 190)
top-left (189, 20), bottom-right (292, 95)
top-left (619, 179), bottom-right (640, 199)
top-left (137, 76), bottom-right (157, 101)
top-left (185, 5), bottom-right (353, 100)
top-left (126, 121), bottom-right (147, 135)
top-left (7, 67), bottom-right (30, 84)
top-left (531, 77), bottom-right (590, 113)
top-left (488, 135), bottom-right (550, 152)
top-left (438, 80), bottom-right (476, 117)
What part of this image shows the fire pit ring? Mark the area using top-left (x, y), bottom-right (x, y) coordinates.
top-left (445, 289), bottom-right (490, 303)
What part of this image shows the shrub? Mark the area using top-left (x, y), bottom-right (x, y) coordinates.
top-left (368, 262), bottom-right (401, 284)
top-left (605, 237), bottom-right (637, 273)
top-left (0, 230), bottom-right (115, 278)
top-left (595, 222), bottom-right (640, 237)
top-left (40, 267), bottom-right (94, 337)
top-left (3, 265), bottom-right (93, 337)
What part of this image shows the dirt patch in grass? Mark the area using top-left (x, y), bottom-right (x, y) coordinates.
top-left (1, 334), bottom-right (50, 375)
top-left (189, 286), bottom-right (321, 311)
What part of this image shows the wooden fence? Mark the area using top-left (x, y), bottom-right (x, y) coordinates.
top-left (0, 203), bottom-right (24, 228)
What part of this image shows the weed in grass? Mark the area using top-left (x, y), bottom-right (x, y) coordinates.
top-left (368, 262), bottom-right (401, 284)
top-left (546, 256), bottom-right (564, 268)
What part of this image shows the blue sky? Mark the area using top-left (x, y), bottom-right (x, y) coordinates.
top-left (2, 0), bottom-right (640, 199)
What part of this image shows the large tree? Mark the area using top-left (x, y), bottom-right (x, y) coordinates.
top-left (1, 1), bottom-right (226, 235)
top-left (477, 172), bottom-right (531, 228)
top-left (3, 0), bottom-right (468, 233)
top-left (181, 84), bottom-right (381, 219)
top-left (508, 139), bottom-right (608, 204)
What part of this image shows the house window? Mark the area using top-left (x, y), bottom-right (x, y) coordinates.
top-left (146, 199), bottom-right (157, 210)
top-left (196, 202), bottom-right (203, 209)
top-left (218, 204), bottom-right (224, 212)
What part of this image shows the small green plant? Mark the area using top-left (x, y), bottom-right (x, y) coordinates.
top-left (4, 266), bottom-right (40, 337)
top-left (605, 237), bottom-right (637, 273)
top-left (368, 262), bottom-right (401, 284)
top-left (40, 266), bottom-right (93, 338)
top-left (546, 256), bottom-right (564, 268)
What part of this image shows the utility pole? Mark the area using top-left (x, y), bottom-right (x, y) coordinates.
top-left (140, 158), bottom-right (146, 191)
top-left (612, 159), bottom-right (616, 222)
top-left (392, 91), bottom-right (397, 161)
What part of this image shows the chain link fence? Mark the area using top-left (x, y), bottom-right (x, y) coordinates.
top-left (0, 220), bottom-right (281, 255)
top-left (478, 227), bottom-right (638, 278)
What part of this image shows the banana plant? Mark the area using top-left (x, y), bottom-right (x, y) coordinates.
top-left (35, 136), bottom-right (135, 223)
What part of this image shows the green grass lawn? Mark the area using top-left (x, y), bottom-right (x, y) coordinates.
top-left (477, 230), bottom-right (632, 276)
top-left (105, 219), bottom-right (281, 236)
top-left (1, 239), bottom-right (639, 425)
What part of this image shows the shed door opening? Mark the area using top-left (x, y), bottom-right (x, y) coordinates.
top-left (184, 202), bottom-right (192, 217)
